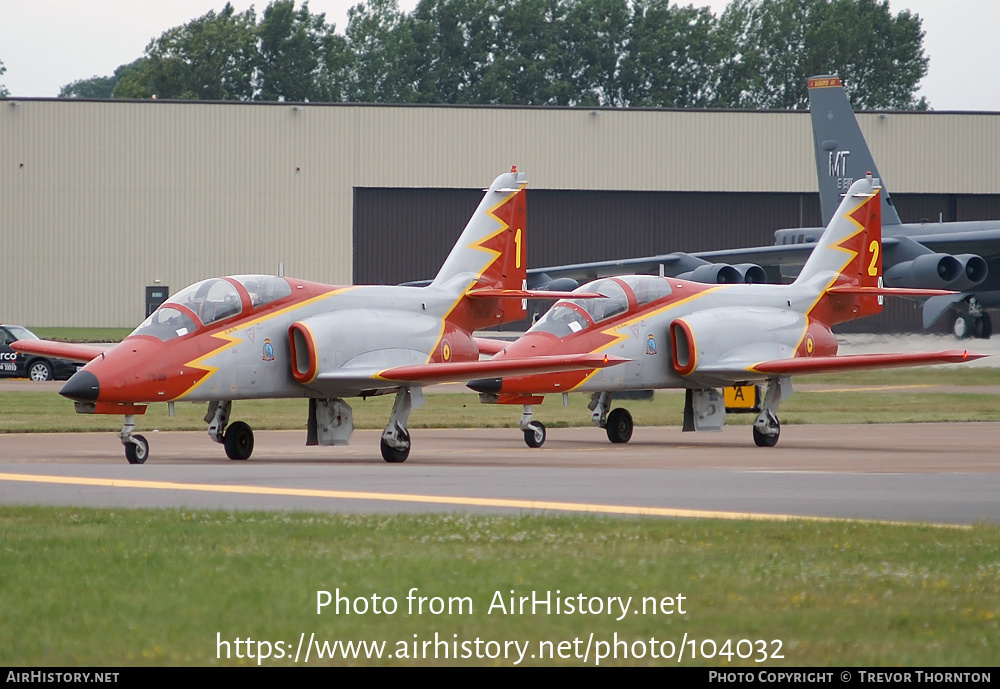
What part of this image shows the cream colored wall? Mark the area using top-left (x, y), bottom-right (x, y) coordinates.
top-left (1, 99), bottom-right (997, 326)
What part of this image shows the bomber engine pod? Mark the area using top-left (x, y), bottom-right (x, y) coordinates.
top-left (884, 253), bottom-right (963, 290)
top-left (950, 254), bottom-right (989, 292)
top-left (677, 264), bottom-right (743, 285)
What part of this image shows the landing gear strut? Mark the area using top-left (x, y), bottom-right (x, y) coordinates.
top-left (519, 405), bottom-right (546, 448)
top-left (752, 378), bottom-right (787, 448)
top-left (120, 414), bottom-right (148, 464)
top-left (381, 387), bottom-right (423, 462)
top-left (206, 400), bottom-right (256, 460)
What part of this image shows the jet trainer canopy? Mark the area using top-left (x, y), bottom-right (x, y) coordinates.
top-left (130, 275), bottom-right (293, 341)
top-left (531, 276), bottom-right (673, 337)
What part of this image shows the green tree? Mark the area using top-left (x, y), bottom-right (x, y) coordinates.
top-left (716, 0), bottom-right (927, 109)
top-left (114, 3), bottom-right (259, 100)
top-left (617, 0), bottom-right (721, 107)
top-left (344, 0), bottom-right (421, 102)
top-left (258, 0), bottom-right (349, 101)
top-left (0, 59), bottom-right (9, 97)
top-left (59, 60), bottom-right (146, 98)
top-left (407, 0), bottom-right (496, 104)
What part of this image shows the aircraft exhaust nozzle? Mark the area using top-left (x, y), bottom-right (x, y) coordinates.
top-left (883, 254), bottom-right (962, 290)
top-left (678, 264), bottom-right (743, 285)
top-left (60, 370), bottom-right (100, 402)
top-left (949, 254), bottom-right (989, 291)
top-left (733, 263), bottom-right (768, 285)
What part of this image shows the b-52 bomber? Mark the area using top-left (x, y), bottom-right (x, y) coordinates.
top-left (13, 168), bottom-right (623, 464)
top-left (469, 174), bottom-right (983, 448)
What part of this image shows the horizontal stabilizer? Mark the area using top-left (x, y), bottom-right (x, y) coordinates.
top-left (748, 350), bottom-right (985, 376)
top-left (466, 289), bottom-right (604, 300)
top-left (825, 285), bottom-right (956, 298)
top-left (376, 353), bottom-right (627, 384)
top-left (10, 339), bottom-right (109, 363)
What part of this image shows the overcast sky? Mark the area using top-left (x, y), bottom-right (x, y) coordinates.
top-left (1, 0), bottom-right (996, 110)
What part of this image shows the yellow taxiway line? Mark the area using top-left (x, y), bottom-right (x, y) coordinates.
top-left (0, 472), bottom-right (965, 527)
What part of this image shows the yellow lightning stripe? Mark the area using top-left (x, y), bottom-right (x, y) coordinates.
top-left (179, 288), bottom-right (357, 399)
top-left (0, 472), bottom-right (966, 527)
top-left (569, 285), bottom-right (725, 390)
top-left (424, 183), bottom-right (527, 365)
top-left (802, 191), bottom-right (878, 317)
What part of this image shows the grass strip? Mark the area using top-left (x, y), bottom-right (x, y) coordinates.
top-left (1, 507), bottom-right (997, 666)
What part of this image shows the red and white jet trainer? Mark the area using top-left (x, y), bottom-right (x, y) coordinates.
top-left (468, 174), bottom-right (984, 448)
top-left (14, 168), bottom-right (623, 464)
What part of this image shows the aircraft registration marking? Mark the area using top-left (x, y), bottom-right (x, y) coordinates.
top-left (0, 472), bottom-right (954, 527)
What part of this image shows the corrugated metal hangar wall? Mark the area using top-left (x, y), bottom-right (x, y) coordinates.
top-left (2, 98), bottom-right (999, 330)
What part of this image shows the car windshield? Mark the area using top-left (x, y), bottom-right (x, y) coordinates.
top-left (4, 326), bottom-right (38, 341)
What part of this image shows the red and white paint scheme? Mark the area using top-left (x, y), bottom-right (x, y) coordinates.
top-left (468, 174), bottom-right (984, 448)
top-left (13, 168), bottom-right (622, 464)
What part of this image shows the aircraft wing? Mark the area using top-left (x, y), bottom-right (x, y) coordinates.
top-left (376, 353), bottom-right (627, 384)
top-left (732, 350), bottom-right (984, 376)
top-left (897, 227), bottom-right (1000, 259)
top-left (528, 245), bottom-right (815, 287)
top-left (10, 339), bottom-right (109, 363)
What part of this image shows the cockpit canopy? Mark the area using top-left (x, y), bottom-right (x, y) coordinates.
top-left (130, 275), bottom-right (292, 341)
top-left (530, 275), bottom-right (672, 338)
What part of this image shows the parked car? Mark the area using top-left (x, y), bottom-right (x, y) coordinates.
top-left (0, 325), bottom-right (80, 381)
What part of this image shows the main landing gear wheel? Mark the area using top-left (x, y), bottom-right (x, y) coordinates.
top-left (124, 434), bottom-right (149, 464)
top-left (523, 421), bottom-right (546, 448)
top-left (954, 313), bottom-right (992, 339)
top-left (380, 431), bottom-right (411, 463)
top-left (224, 421), bottom-right (254, 460)
top-left (752, 420), bottom-right (780, 448)
top-left (605, 408), bottom-right (633, 444)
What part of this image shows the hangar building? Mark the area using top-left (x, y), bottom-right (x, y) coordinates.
top-left (2, 98), bottom-right (999, 330)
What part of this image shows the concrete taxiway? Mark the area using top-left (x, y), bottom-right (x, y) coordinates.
top-left (0, 424), bottom-right (997, 525)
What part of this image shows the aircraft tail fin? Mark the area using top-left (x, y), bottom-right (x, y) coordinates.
top-left (796, 174), bottom-right (884, 324)
top-left (808, 76), bottom-right (901, 226)
top-left (430, 167), bottom-right (528, 330)
top-left (431, 167), bottom-right (527, 291)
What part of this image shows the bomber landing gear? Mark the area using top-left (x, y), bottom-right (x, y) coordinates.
top-left (518, 405), bottom-right (546, 448)
top-left (953, 299), bottom-right (992, 339)
top-left (119, 414), bottom-right (148, 464)
top-left (206, 400), bottom-right (256, 460)
top-left (381, 387), bottom-right (423, 463)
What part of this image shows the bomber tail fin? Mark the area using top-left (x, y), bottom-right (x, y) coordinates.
top-left (808, 76), bottom-right (902, 226)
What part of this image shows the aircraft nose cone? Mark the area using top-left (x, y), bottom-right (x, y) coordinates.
top-left (467, 378), bottom-right (502, 394)
top-left (60, 370), bottom-right (100, 402)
